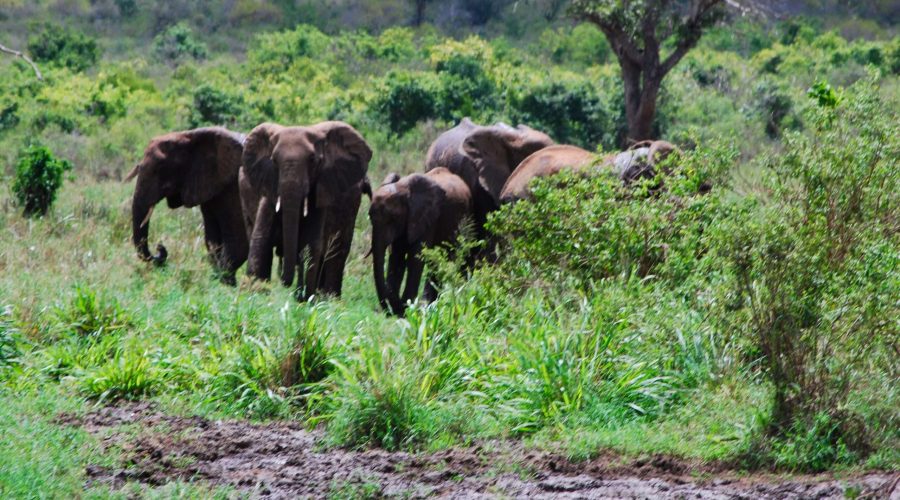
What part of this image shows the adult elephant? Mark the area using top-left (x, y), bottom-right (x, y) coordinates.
top-left (126, 127), bottom-right (248, 285)
top-left (425, 118), bottom-right (553, 235)
top-left (369, 168), bottom-right (471, 316)
top-left (500, 145), bottom-right (596, 203)
top-left (240, 121), bottom-right (372, 300)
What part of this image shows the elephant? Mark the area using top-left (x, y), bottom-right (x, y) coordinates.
top-left (125, 127), bottom-right (249, 285)
top-left (369, 167), bottom-right (472, 316)
top-left (240, 121), bottom-right (372, 300)
top-left (499, 145), bottom-right (596, 203)
top-left (425, 118), bottom-right (553, 237)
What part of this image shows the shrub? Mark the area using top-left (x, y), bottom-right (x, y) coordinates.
top-left (248, 24), bottom-right (330, 71)
top-left (539, 23), bottom-right (609, 66)
top-left (11, 145), bottom-right (73, 217)
top-left (371, 71), bottom-right (437, 135)
top-left (712, 77), bottom-right (899, 470)
top-left (188, 84), bottom-right (245, 128)
top-left (753, 79), bottom-right (797, 139)
top-left (152, 22), bottom-right (209, 63)
top-left (434, 53), bottom-right (498, 122)
top-left (27, 23), bottom-right (100, 72)
top-left (509, 80), bottom-right (611, 148)
top-left (0, 101), bottom-right (19, 134)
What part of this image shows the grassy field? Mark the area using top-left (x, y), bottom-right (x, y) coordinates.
top-left (0, 5), bottom-right (898, 496)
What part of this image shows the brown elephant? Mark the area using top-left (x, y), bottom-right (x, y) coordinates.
top-left (240, 121), bottom-right (372, 300)
top-left (369, 168), bottom-right (472, 316)
top-left (125, 127), bottom-right (248, 285)
top-left (425, 118), bottom-right (553, 236)
top-left (499, 145), bottom-right (596, 203)
top-left (500, 141), bottom-right (685, 203)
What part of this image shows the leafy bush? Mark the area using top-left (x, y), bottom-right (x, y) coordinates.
top-left (712, 77), bottom-right (899, 470)
top-left (188, 84), bottom-right (245, 128)
top-left (509, 80), bottom-right (611, 148)
top-left (248, 24), bottom-right (330, 72)
top-left (152, 22), bottom-right (209, 63)
top-left (539, 23), bottom-right (610, 66)
top-left (0, 101), bottom-right (20, 134)
top-left (753, 79), bottom-right (798, 138)
top-left (434, 53), bottom-right (498, 122)
top-left (27, 23), bottom-right (100, 72)
top-left (371, 71), bottom-right (437, 135)
top-left (11, 145), bottom-right (72, 217)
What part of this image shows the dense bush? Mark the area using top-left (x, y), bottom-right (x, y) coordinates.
top-left (11, 144), bottom-right (72, 217)
top-left (371, 71), bottom-right (437, 135)
top-left (711, 77), bottom-right (899, 469)
top-left (152, 22), bottom-right (209, 63)
top-left (433, 52), bottom-right (498, 122)
top-left (188, 84), bottom-right (245, 128)
top-left (509, 80), bottom-right (612, 149)
top-left (26, 23), bottom-right (99, 72)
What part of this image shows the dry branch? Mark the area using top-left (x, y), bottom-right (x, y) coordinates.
top-left (0, 43), bottom-right (43, 81)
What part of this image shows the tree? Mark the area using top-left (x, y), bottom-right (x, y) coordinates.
top-left (410, 0), bottom-right (432, 26)
top-left (570, 0), bottom-right (762, 143)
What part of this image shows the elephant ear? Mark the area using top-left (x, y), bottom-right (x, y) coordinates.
top-left (462, 127), bottom-right (515, 206)
top-left (313, 121), bottom-right (372, 207)
top-left (178, 128), bottom-right (244, 207)
top-left (242, 123), bottom-right (282, 196)
top-left (407, 174), bottom-right (445, 244)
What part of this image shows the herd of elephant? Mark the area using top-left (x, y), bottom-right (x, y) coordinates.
top-left (127, 118), bottom-right (679, 316)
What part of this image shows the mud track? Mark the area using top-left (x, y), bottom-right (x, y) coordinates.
top-left (58, 402), bottom-right (899, 499)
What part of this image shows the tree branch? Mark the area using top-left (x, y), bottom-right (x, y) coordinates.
top-left (584, 12), bottom-right (643, 64)
top-left (0, 43), bottom-right (43, 81)
top-left (660, 0), bottom-right (722, 75)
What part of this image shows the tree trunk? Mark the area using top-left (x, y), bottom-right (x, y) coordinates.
top-left (620, 61), bottom-right (661, 144)
top-left (412, 0), bottom-right (426, 26)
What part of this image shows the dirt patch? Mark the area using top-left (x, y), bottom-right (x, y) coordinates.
top-left (59, 402), bottom-right (899, 499)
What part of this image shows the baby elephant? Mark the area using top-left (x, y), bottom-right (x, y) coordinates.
top-left (369, 167), bottom-right (472, 316)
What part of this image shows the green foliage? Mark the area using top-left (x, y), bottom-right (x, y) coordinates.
top-left (26, 23), bottom-right (99, 72)
top-left (371, 71), bottom-right (437, 135)
top-left (710, 77), bottom-right (899, 470)
top-left (188, 84), bottom-right (245, 128)
top-left (11, 144), bottom-right (72, 217)
top-left (433, 52), bottom-right (498, 122)
top-left (79, 349), bottom-right (160, 402)
top-left (539, 23), bottom-right (610, 66)
top-left (0, 307), bottom-right (21, 374)
top-left (0, 101), bottom-right (20, 134)
top-left (53, 285), bottom-right (130, 338)
top-left (509, 80), bottom-right (611, 148)
top-left (753, 79), bottom-right (798, 139)
top-left (152, 22), bottom-right (209, 63)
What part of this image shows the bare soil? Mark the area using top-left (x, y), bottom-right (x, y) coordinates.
top-left (57, 402), bottom-right (899, 499)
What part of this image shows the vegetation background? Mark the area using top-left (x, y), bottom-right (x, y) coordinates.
top-left (0, 0), bottom-right (897, 497)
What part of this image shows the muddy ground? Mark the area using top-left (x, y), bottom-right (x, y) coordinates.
top-left (57, 402), bottom-right (899, 499)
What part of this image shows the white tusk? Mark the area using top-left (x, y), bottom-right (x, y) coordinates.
top-left (275, 197), bottom-right (281, 213)
top-left (140, 205), bottom-right (155, 228)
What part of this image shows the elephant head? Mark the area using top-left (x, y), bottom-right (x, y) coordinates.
top-left (369, 173), bottom-right (445, 315)
top-left (461, 123), bottom-right (554, 208)
top-left (126, 127), bottom-right (244, 266)
top-left (242, 121), bottom-right (372, 287)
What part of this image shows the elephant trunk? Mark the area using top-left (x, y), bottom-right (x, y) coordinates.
top-left (279, 177), bottom-right (307, 288)
top-left (131, 190), bottom-right (167, 266)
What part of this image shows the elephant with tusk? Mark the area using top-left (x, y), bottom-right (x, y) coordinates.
top-left (239, 121), bottom-right (372, 300)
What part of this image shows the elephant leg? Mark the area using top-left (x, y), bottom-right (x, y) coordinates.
top-left (204, 186), bottom-right (248, 286)
top-left (302, 209), bottom-right (325, 300)
top-left (200, 203), bottom-right (226, 272)
top-left (422, 275), bottom-right (439, 303)
top-left (321, 193), bottom-right (362, 297)
top-left (401, 243), bottom-right (425, 312)
top-left (248, 198), bottom-right (275, 281)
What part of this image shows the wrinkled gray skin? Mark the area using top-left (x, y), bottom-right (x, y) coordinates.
top-left (240, 121), bottom-right (372, 300)
top-left (425, 118), bottom-right (553, 239)
top-left (126, 127), bottom-right (249, 285)
top-left (610, 140), bottom-right (680, 184)
top-left (369, 168), bottom-right (472, 316)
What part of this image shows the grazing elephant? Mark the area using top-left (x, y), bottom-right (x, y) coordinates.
top-left (369, 168), bottom-right (472, 316)
top-left (425, 118), bottom-right (553, 235)
top-left (607, 140), bottom-right (680, 184)
top-left (240, 121), bottom-right (372, 299)
top-left (500, 145), bottom-right (596, 203)
top-left (125, 127), bottom-right (248, 285)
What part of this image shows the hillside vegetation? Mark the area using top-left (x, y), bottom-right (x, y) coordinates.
top-left (0, 4), bottom-right (898, 497)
